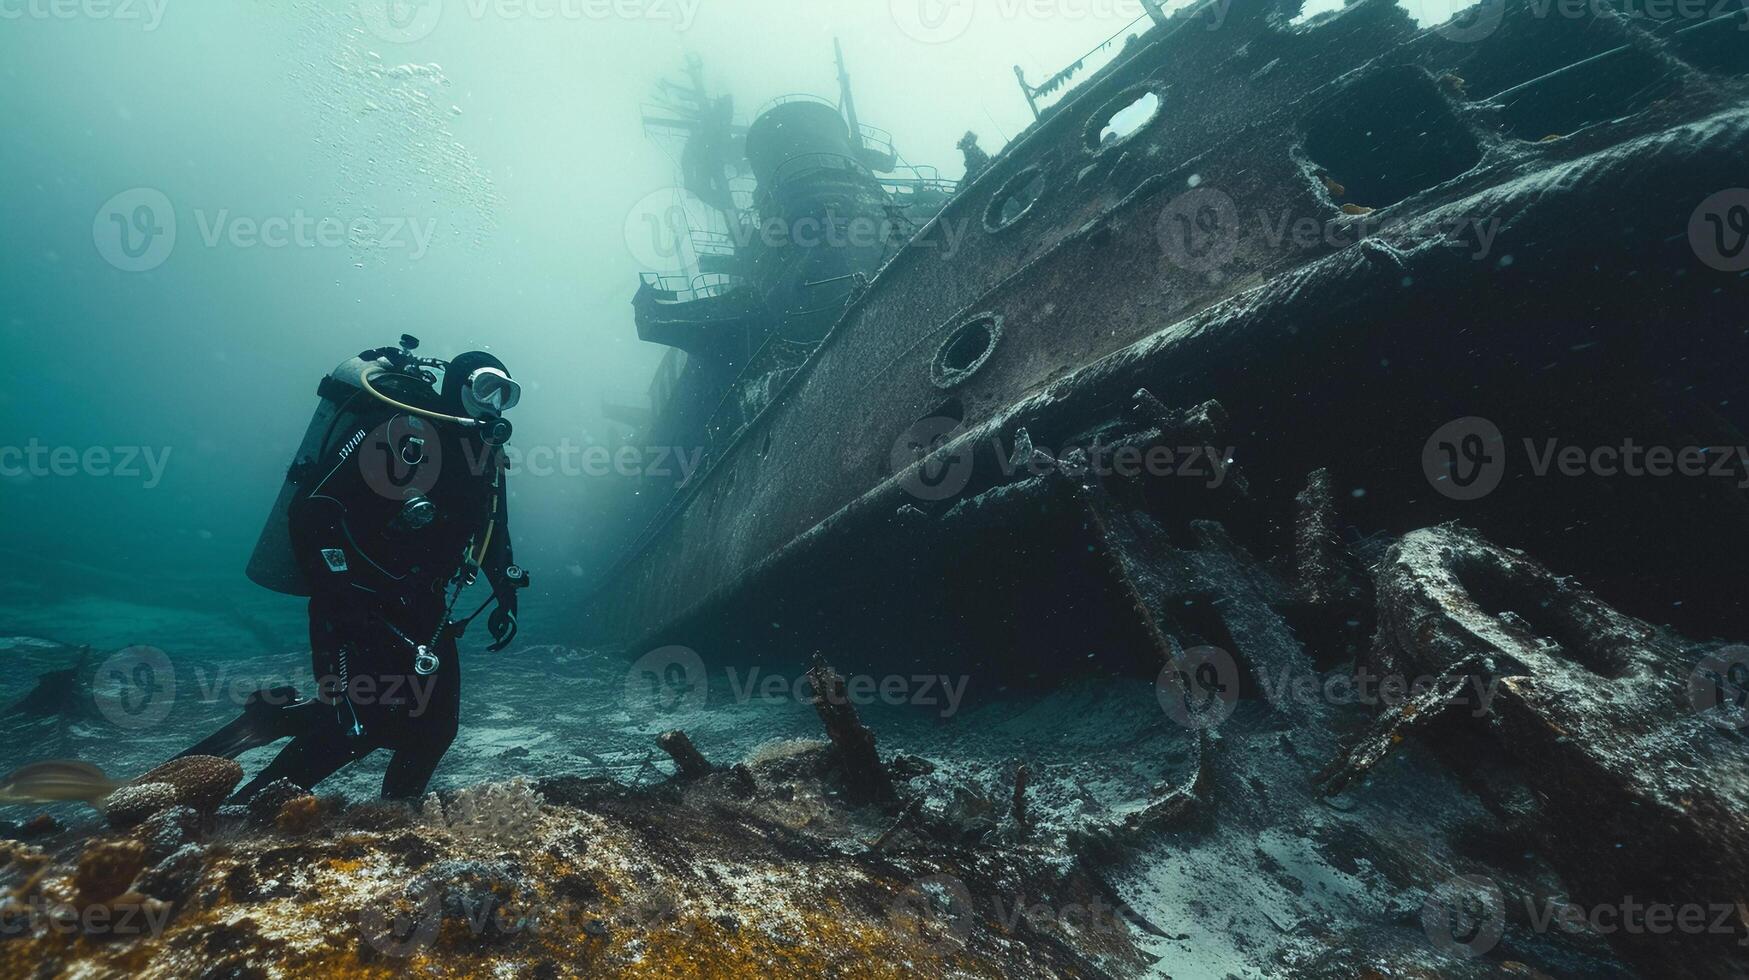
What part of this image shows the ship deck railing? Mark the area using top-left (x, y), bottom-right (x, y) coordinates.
top-left (639, 272), bottom-right (746, 304)
top-left (689, 231), bottom-right (738, 257)
top-left (857, 123), bottom-right (896, 160)
top-left (880, 162), bottom-right (959, 199)
top-left (753, 93), bottom-right (839, 117)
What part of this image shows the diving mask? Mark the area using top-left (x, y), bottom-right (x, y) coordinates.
top-left (462, 367), bottom-right (521, 417)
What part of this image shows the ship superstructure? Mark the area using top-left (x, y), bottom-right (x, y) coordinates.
top-left (606, 48), bottom-right (960, 541)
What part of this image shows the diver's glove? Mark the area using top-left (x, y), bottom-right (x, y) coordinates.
top-left (487, 604), bottom-right (518, 652)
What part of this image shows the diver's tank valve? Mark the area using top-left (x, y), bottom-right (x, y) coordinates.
top-left (390, 334), bottom-right (450, 377)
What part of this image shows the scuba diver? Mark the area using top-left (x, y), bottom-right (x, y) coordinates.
top-left (187, 336), bottom-right (529, 801)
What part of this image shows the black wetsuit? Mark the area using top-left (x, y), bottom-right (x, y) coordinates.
top-left (235, 384), bottom-right (518, 801)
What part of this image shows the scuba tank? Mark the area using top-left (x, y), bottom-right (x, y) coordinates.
top-left (247, 336), bottom-right (515, 596)
top-left (245, 354), bottom-right (392, 596)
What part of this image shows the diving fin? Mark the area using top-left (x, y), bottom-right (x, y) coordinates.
top-left (175, 687), bottom-right (325, 761)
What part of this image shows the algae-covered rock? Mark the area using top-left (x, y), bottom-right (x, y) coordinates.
top-left (243, 778), bottom-right (306, 828)
top-left (273, 794), bottom-right (322, 835)
top-left (135, 805), bottom-right (200, 863)
top-left (413, 857), bottom-right (535, 945)
top-left (135, 843), bottom-right (208, 904)
top-left (75, 838), bottom-right (146, 904)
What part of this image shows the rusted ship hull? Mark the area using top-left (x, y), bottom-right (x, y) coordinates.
top-left (589, 0), bottom-right (1749, 666)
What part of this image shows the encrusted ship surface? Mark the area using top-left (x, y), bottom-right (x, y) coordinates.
top-left (590, 0), bottom-right (1747, 668)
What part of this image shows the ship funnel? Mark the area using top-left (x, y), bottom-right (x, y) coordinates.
top-left (744, 99), bottom-right (860, 188)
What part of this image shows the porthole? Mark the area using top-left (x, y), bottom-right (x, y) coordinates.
top-left (984, 167), bottom-right (1049, 233)
top-left (1086, 87), bottom-right (1164, 152)
top-left (1302, 68), bottom-right (1480, 208)
top-left (931, 314), bottom-right (1003, 389)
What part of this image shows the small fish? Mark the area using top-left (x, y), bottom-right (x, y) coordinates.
top-left (1341, 204), bottom-right (1375, 216)
top-left (1539, 134), bottom-right (1566, 143)
top-left (1319, 174), bottom-right (1346, 198)
top-left (0, 761), bottom-right (120, 809)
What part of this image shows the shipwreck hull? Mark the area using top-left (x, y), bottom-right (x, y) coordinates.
top-left (589, 0), bottom-right (1749, 667)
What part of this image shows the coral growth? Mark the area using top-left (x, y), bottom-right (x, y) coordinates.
top-left (105, 756), bottom-right (242, 829)
top-left (103, 783), bottom-right (180, 830)
top-left (424, 777), bottom-right (545, 844)
top-left (129, 756), bottom-right (243, 813)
